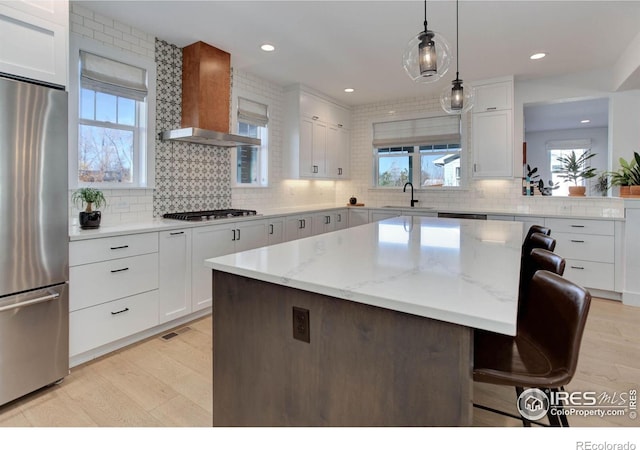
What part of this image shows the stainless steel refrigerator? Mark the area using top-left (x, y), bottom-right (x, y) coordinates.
top-left (0, 76), bottom-right (69, 406)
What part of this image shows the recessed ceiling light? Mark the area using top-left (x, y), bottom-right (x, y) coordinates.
top-left (344, 88), bottom-right (354, 93)
top-left (530, 53), bottom-right (546, 60)
top-left (260, 44), bottom-right (275, 52)
top-left (581, 119), bottom-right (591, 124)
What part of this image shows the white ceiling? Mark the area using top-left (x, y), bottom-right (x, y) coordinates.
top-left (524, 98), bottom-right (609, 133)
top-left (77, 0), bottom-right (640, 107)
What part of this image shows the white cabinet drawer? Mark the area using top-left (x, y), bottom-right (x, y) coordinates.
top-left (554, 233), bottom-right (614, 263)
top-left (69, 290), bottom-right (159, 357)
top-left (70, 232), bottom-right (159, 266)
top-left (563, 260), bottom-right (615, 291)
top-left (545, 218), bottom-right (614, 236)
top-left (70, 253), bottom-right (159, 311)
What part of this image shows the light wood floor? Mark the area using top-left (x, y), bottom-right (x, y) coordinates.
top-left (0, 298), bottom-right (638, 427)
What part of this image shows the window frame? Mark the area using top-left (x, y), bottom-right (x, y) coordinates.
top-left (371, 112), bottom-right (468, 190)
top-left (231, 90), bottom-right (270, 188)
top-left (68, 35), bottom-right (156, 189)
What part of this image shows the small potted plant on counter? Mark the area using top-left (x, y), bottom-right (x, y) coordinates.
top-left (609, 152), bottom-right (640, 197)
top-left (552, 150), bottom-right (597, 197)
top-left (592, 172), bottom-right (610, 197)
top-left (72, 187), bottom-right (106, 229)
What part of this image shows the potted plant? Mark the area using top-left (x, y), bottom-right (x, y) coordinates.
top-left (592, 172), bottom-right (610, 197)
top-left (609, 152), bottom-right (640, 197)
top-left (552, 150), bottom-right (597, 196)
top-left (537, 179), bottom-right (560, 196)
top-left (71, 187), bottom-right (106, 229)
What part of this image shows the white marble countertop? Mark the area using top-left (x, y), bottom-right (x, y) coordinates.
top-left (205, 216), bottom-right (523, 335)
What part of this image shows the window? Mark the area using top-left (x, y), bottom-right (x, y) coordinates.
top-left (547, 139), bottom-right (592, 196)
top-left (69, 36), bottom-right (156, 188)
top-left (235, 97), bottom-right (268, 186)
top-left (373, 115), bottom-right (461, 187)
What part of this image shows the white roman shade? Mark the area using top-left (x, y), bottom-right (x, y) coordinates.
top-left (80, 50), bottom-right (148, 101)
top-left (373, 115), bottom-right (460, 147)
top-left (545, 139), bottom-right (591, 151)
top-left (238, 97), bottom-right (269, 127)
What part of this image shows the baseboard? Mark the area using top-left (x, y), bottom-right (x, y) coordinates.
top-left (587, 288), bottom-right (622, 301)
top-left (622, 291), bottom-right (640, 307)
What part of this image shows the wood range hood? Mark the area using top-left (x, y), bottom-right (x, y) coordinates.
top-left (161, 41), bottom-right (260, 147)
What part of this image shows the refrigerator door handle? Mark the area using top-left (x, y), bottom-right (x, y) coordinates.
top-left (0, 292), bottom-right (60, 313)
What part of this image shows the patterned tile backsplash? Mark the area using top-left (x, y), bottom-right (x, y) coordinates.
top-left (153, 39), bottom-right (232, 217)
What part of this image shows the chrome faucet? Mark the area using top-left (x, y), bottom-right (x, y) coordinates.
top-left (403, 182), bottom-right (419, 207)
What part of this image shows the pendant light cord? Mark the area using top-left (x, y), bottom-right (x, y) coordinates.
top-left (423, 0), bottom-right (428, 33)
top-left (455, 0), bottom-right (460, 81)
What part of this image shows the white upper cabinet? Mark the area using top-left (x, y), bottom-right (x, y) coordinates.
top-left (284, 85), bottom-right (351, 179)
top-left (474, 80), bottom-right (512, 112)
top-left (472, 77), bottom-right (514, 178)
top-left (0, 0), bottom-right (68, 87)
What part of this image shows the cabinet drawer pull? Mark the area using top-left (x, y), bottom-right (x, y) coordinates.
top-left (111, 307), bottom-right (130, 315)
top-left (570, 240), bottom-right (585, 243)
top-left (338, 168), bottom-right (343, 175)
top-left (486, 107), bottom-right (497, 111)
top-left (571, 266), bottom-right (585, 270)
top-left (110, 245), bottom-right (129, 250)
top-left (236, 229), bottom-right (241, 241)
top-left (170, 231), bottom-right (184, 236)
top-left (312, 115), bottom-right (319, 120)
top-left (313, 165), bottom-right (318, 173)
top-left (570, 225), bottom-right (585, 228)
top-left (232, 229), bottom-right (236, 241)
top-left (110, 267), bottom-right (129, 273)
top-left (337, 214), bottom-right (342, 222)
top-left (269, 224), bottom-right (274, 235)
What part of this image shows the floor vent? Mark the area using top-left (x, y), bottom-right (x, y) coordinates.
top-left (160, 326), bottom-right (192, 341)
top-left (161, 332), bottom-right (179, 340)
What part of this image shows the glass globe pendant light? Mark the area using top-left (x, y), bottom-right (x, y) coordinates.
top-left (403, 0), bottom-right (451, 83)
top-left (440, 0), bottom-right (474, 113)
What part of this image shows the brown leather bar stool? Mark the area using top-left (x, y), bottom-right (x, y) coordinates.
top-left (523, 224), bottom-right (551, 245)
top-left (473, 271), bottom-right (592, 427)
top-left (519, 233), bottom-right (556, 302)
top-left (518, 248), bottom-right (565, 320)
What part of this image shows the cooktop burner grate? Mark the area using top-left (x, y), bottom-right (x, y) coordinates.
top-left (163, 209), bottom-right (258, 221)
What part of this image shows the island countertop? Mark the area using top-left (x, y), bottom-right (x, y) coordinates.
top-left (205, 216), bottom-right (523, 336)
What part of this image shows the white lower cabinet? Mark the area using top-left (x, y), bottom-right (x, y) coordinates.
top-left (545, 218), bottom-right (616, 291)
top-left (159, 229), bottom-right (192, 323)
top-left (313, 210), bottom-right (347, 234)
top-left (348, 208), bottom-right (369, 227)
top-left (191, 220), bottom-right (268, 311)
top-left (267, 218), bottom-right (285, 245)
top-left (284, 214), bottom-right (314, 241)
top-left (69, 232), bottom-right (160, 362)
top-left (70, 290), bottom-right (159, 357)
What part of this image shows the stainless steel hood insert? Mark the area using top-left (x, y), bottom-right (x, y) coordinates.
top-left (161, 127), bottom-right (260, 147)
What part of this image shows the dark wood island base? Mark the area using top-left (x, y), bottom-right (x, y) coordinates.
top-left (212, 270), bottom-right (473, 426)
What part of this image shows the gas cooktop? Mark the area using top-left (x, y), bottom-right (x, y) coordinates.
top-left (163, 209), bottom-right (258, 221)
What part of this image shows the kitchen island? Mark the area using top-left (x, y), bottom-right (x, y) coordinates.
top-left (205, 216), bottom-right (522, 426)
